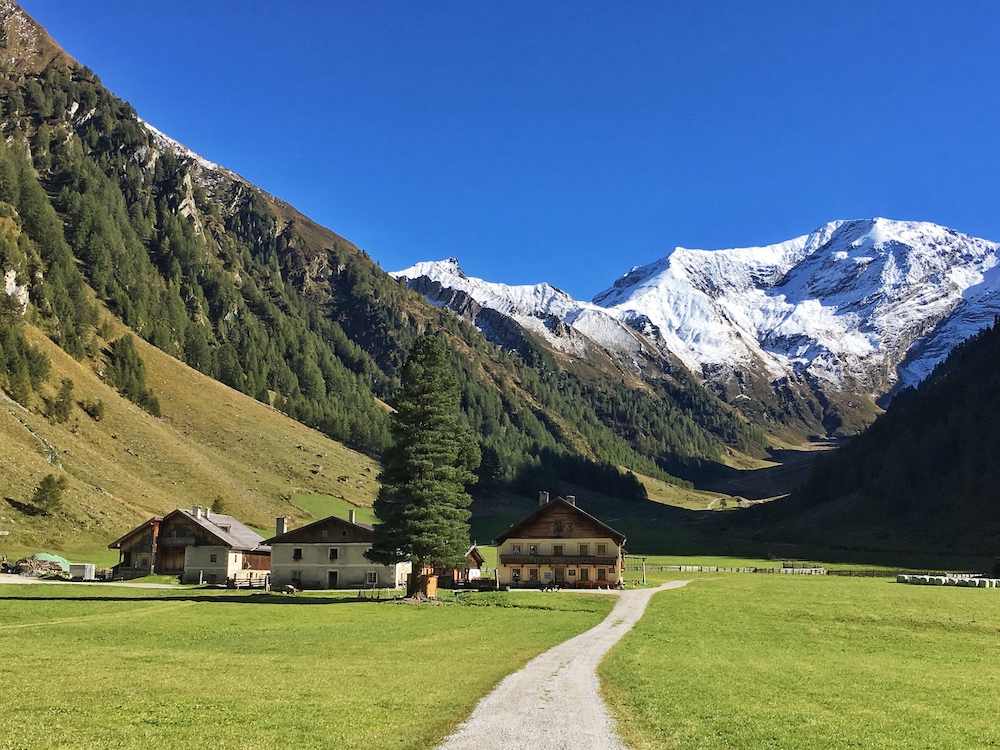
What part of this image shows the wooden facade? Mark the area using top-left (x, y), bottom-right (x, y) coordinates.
top-left (495, 494), bottom-right (626, 588)
top-left (109, 506), bottom-right (270, 584)
top-left (107, 518), bottom-right (160, 578)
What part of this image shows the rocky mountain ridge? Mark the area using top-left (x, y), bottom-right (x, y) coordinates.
top-left (396, 219), bottom-right (1000, 433)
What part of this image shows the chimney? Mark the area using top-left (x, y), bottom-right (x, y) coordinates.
top-left (349, 509), bottom-right (357, 524)
top-left (565, 495), bottom-right (576, 506)
top-left (192, 505), bottom-right (202, 519)
top-left (539, 491), bottom-right (549, 507)
top-left (275, 516), bottom-right (288, 537)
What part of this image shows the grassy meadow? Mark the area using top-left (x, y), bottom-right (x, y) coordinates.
top-left (0, 584), bottom-right (613, 750)
top-left (601, 573), bottom-right (1000, 749)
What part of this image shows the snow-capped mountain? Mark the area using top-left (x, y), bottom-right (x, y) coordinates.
top-left (595, 218), bottom-right (1000, 398)
top-left (391, 258), bottom-right (666, 371)
top-left (396, 219), bottom-right (1000, 415)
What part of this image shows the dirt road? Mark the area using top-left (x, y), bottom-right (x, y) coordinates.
top-left (436, 581), bottom-right (689, 750)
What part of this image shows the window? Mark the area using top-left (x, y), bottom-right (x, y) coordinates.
top-left (597, 544), bottom-right (607, 556)
top-left (292, 548), bottom-right (303, 561)
top-left (580, 568), bottom-right (590, 581)
top-left (528, 568), bottom-right (538, 581)
top-left (342, 529), bottom-right (347, 536)
top-left (511, 543), bottom-right (522, 554)
top-left (512, 569), bottom-right (521, 582)
top-left (579, 544), bottom-right (589, 556)
top-left (568, 569), bottom-right (576, 577)
top-left (366, 571), bottom-right (378, 585)
top-left (553, 544), bottom-right (564, 556)
top-left (597, 568), bottom-right (607, 581)
top-left (321, 529), bottom-right (328, 539)
top-left (553, 520), bottom-right (564, 534)
top-left (328, 547), bottom-right (339, 561)
top-left (209, 553), bottom-right (217, 563)
top-left (528, 544), bottom-right (538, 556)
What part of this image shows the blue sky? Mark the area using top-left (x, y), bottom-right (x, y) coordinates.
top-left (22, 2), bottom-right (1000, 299)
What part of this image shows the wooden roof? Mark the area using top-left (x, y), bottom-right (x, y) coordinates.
top-left (107, 517), bottom-right (160, 549)
top-left (493, 497), bottom-right (626, 546)
top-left (164, 509), bottom-right (267, 551)
top-left (263, 514), bottom-right (375, 545)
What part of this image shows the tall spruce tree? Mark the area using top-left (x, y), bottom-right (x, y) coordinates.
top-left (366, 333), bottom-right (480, 591)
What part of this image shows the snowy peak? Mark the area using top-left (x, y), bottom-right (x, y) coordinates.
top-left (396, 257), bottom-right (468, 281)
top-left (393, 258), bottom-right (584, 320)
top-left (595, 218), bottom-right (1000, 394)
top-left (397, 220), bottom-right (1000, 429)
top-left (392, 259), bottom-right (658, 366)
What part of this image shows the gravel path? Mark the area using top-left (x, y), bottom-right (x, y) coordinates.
top-left (436, 580), bottom-right (689, 750)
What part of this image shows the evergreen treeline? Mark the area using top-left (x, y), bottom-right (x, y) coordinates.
top-left (0, 55), bottom-right (767, 498)
top-left (787, 319), bottom-right (1000, 549)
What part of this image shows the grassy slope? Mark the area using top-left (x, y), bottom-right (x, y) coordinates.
top-left (0, 321), bottom-right (379, 564)
top-left (601, 574), bottom-right (1000, 749)
top-left (0, 585), bottom-right (612, 750)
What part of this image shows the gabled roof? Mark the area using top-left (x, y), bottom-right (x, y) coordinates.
top-left (263, 513), bottom-right (374, 545)
top-left (108, 516), bottom-right (161, 550)
top-left (493, 497), bottom-right (627, 546)
top-left (467, 545), bottom-right (486, 568)
top-left (165, 509), bottom-right (268, 551)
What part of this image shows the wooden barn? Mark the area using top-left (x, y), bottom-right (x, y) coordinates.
top-left (109, 505), bottom-right (270, 584)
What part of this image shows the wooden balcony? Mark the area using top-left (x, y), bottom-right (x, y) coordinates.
top-left (158, 536), bottom-right (197, 547)
top-left (499, 555), bottom-right (619, 567)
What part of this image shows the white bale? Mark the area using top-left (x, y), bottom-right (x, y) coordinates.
top-left (897, 574), bottom-right (910, 584)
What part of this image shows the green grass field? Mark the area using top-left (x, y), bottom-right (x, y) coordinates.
top-left (600, 574), bottom-right (1000, 749)
top-left (290, 492), bottom-right (376, 525)
top-left (0, 585), bottom-right (612, 750)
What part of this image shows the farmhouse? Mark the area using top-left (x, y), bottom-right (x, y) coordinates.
top-left (264, 510), bottom-right (410, 590)
top-left (108, 505), bottom-right (271, 584)
top-left (495, 492), bottom-right (626, 588)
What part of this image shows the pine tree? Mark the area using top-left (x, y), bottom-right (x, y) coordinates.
top-left (32, 473), bottom-right (65, 512)
top-left (366, 333), bottom-right (480, 593)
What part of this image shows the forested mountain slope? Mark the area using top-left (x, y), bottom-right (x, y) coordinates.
top-left (740, 320), bottom-right (1000, 556)
top-left (0, 0), bottom-right (768, 538)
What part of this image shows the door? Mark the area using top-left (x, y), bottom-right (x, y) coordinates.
top-left (327, 570), bottom-right (339, 589)
top-left (554, 567), bottom-right (565, 584)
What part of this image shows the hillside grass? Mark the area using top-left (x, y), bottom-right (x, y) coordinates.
top-left (0, 321), bottom-right (380, 564)
top-left (0, 584), bottom-right (613, 750)
top-left (291, 492), bottom-right (375, 524)
top-left (633, 470), bottom-right (737, 511)
top-left (601, 574), bottom-right (1000, 749)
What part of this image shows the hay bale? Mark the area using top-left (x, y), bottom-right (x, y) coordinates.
top-left (897, 574), bottom-right (910, 584)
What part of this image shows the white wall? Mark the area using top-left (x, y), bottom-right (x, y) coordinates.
top-left (270, 542), bottom-right (409, 589)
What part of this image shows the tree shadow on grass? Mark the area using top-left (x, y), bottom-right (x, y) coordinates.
top-left (3, 497), bottom-right (49, 516)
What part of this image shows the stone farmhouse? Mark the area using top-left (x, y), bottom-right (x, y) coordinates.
top-left (264, 510), bottom-right (410, 590)
top-left (495, 492), bottom-right (626, 588)
top-left (108, 505), bottom-right (271, 584)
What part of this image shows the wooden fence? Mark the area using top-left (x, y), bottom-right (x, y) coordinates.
top-left (624, 564), bottom-right (826, 575)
